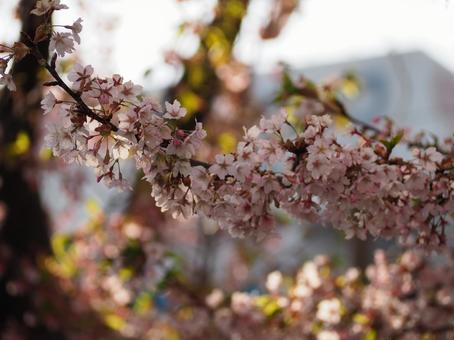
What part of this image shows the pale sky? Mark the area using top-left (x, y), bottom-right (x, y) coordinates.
top-left (2, 0), bottom-right (454, 86)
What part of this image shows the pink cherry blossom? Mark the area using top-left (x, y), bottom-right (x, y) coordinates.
top-left (163, 100), bottom-right (187, 120)
top-left (66, 18), bottom-right (83, 44)
top-left (50, 32), bottom-right (74, 57)
top-left (41, 92), bottom-right (57, 115)
top-left (413, 146), bottom-right (443, 172)
top-left (118, 80), bottom-right (142, 102)
top-left (209, 154), bottom-right (235, 180)
top-left (0, 73), bottom-right (16, 91)
top-left (7, 5), bottom-right (453, 338)
top-left (31, 0), bottom-right (68, 16)
top-left (316, 298), bottom-right (342, 324)
top-left (67, 64), bottom-right (93, 90)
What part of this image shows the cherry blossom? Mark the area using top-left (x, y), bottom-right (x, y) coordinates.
top-left (117, 80), bottom-right (142, 101)
top-left (317, 331), bottom-right (340, 340)
top-left (36, 65), bottom-right (452, 245)
top-left (265, 271), bottom-right (283, 293)
top-left (34, 58), bottom-right (453, 245)
top-left (413, 146), bottom-right (444, 172)
top-left (206, 250), bottom-right (454, 339)
top-left (209, 154), bottom-right (235, 180)
top-left (31, 0), bottom-right (68, 16)
top-left (65, 18), bottom-right (83, 44)
top-left (44, 123), bottom-right (74, 157)
top-left (50, 32), bottom-right (74, 57)
top-left (164, 99), bottom-right (187, 120)
top-left (67, 63), bottom-right (93, 90)
top-left (0, 73), bottom-right (16, 91)
top-left (41, 91), bottom-right (57, 115)
top-left (316, 298), bottom-right (342, 324)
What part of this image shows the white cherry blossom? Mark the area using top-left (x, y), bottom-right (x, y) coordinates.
top-left (163, 100), bottom-right (187, 120)
top-left (41, 92), bottom-right (57, 115)
top-left (31, 0), bottom-right (68, 16)
top-left (209, 154), bottom-right (235, 180)
top-left (67, 63), bottom-right (93, 90)
top-left (50, 32), bottom-right (74, 57)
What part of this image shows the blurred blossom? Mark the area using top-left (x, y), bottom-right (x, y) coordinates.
top-left (316, 298), bottom-right (342, 324)
top-left (205, 288), bottom-right (224, 308)
top-left (265, 271), bottom-right (282, 293)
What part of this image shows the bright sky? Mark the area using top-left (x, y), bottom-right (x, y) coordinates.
top-left (2, 0), bottom-right (454, 85)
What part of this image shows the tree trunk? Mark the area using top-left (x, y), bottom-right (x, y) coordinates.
top-left (0, 1), bottom-right (61, 337)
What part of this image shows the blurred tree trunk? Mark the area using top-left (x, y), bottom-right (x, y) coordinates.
top-left (0, 0), bottom-right (50, 253)
top-left (0, 0), bottom-right (66, 337)
top-left (0, 0), bottom-right (55, 332)
top-left (0, 0), bottom-right (57, 335)
top-left (0, 2), bottom-right (121, 338)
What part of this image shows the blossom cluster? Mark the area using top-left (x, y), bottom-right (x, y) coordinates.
top-left (27, 211), bottom-right (454, 339)
top-left (35, 0), bottom-right (83, 58)
top-left (45, 214), bottom-right (178, 337)
top-left (43, 65), bottom-right (454, 247)
top-left (0, 0), bottom-right (80, 91)
top-left (53, 216), bottom-right (176, 305)
top-left (44, 231), bottom-right (454, 339)
top-left (203, 250), bottom-right (454, 340)
top-left (3, 1), bottom-right (453, 248)
top-left (0, 215), bottom-right (178, 339)
top-left (4, 221), bottom-right (453, 339)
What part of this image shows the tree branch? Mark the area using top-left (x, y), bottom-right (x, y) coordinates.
top-left (42, 60), bottom-right (119, 131)
top-left (21, 33), bottom-right (118, 131)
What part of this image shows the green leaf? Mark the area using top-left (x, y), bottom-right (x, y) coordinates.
top-left (380, 130), bottom-right (404, 155)
top-left (274, 71), bottom-right (300, 103)
top-left (364, 329), bottom-right (377, 340)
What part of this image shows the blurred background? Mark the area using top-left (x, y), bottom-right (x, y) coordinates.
top-left (1, 0), bottom-right (454, 338)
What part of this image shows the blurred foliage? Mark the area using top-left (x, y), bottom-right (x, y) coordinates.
top-left (275, 68), bottom-right (363, 132)
top-left (169, 0), bottom-right (249, 124)
top-left (217, 131), bottom-right (237, 153)
top-left (8, 130), bottom-right (30, 156)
